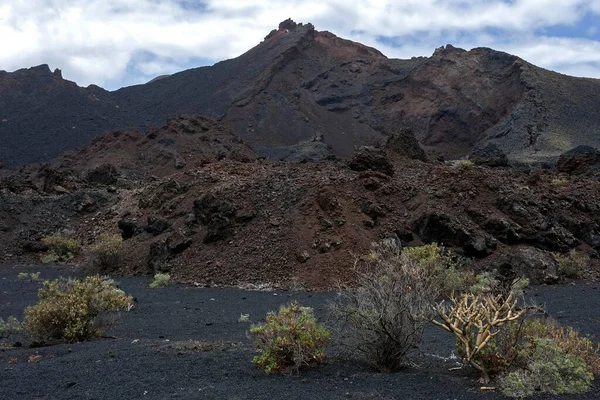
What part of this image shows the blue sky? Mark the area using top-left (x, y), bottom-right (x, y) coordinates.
top-left (1, 1), bottom-right (599, 90)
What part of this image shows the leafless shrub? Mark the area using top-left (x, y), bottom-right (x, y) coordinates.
top-left (330, 240), bottom-right (440, 372)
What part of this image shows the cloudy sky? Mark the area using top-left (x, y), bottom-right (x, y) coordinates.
top-left (1, 0), bottom-right (599, 90)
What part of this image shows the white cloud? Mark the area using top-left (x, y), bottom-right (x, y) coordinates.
top-left (0, 0), bottom-right (599, 89)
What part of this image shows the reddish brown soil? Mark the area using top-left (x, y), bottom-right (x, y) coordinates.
top-left (1, 116), bottom-right (599, 290)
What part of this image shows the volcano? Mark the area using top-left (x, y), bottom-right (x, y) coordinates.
top-left (1, 19), bottom-right (600, 168)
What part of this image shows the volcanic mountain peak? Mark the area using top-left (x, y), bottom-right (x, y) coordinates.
top-left (2, 19), bottom-right (600, 168)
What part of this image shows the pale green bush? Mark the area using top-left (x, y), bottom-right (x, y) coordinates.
top-left (149, 273), bottom-right (171, 288)
top-left (250, 301), bottom-right (331, 374)
top-left (23, 276), bottom-right (132, 343)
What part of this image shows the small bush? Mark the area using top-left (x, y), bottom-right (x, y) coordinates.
top-left (403, 243), bottom-right (467, 295)
top-left (249, 301), bottom-right (331, 374)
top-left (518, 318), bottom-right (600, 375)
top-left (18, 272), bottom-right (41, 281)
top-left (554, 250), bottom-right (588, 279)
top-left (467, 271), bottom-right (529, 298)
top-left (550, 178), bottom-right (568, 186)
top-left (149, 273), bottom-right (170, 288)
top-left (40, 235), bottom-right (79, 263)
top-left (330, 241), bottom-right (441, 372)
top-left (501, 338), bottom-right (593, 398)
top-left (456, 159), bottom-right (474, 169)
top-left (0, 316), bottom-right (21, 338)
top-left (91, 234), bottom-right (123, 270)
top-left (23, 276), bottom-right (132, 343)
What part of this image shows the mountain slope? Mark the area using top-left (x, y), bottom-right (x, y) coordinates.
top-left (1, 20), bottom-right (600, 168)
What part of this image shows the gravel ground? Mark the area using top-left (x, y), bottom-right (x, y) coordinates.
top-left (1, 264), bottom-right (600, 400)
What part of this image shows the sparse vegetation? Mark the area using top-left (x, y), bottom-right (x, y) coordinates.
top-left (330, 241), bottom-right (444, 372)
top-left (249, 301), bottom-right (331, 374)
top-left (40, 235), bottom-right (79, 263)
top-left (0, 316), bottom-right (21, 339)
top-left (456, 159), bottom-right (474, 169)
top-left (149, 273), bottom-right (171, 288)
top-left (553, 250), bottom-right (588, 279)
top-left (402, 242), bottom-right (467, 296)
top-left (550, 178), bottom-right (568, 186)
top-left (23, 276), bottom-right (132, 343)
top-left (238, 313), bottom-right (250, 323)
top-left (501, 338), bottom-right (594, 398)
top-left (91, 234), bottom-right (123, 270)
top-left (18, 272), bottom-right (41, 281)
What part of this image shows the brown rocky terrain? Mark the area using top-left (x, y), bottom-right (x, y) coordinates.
top-left (1, 115), bottom-right (599, 289)
top-left (2, 19), bottom-right (600, 168)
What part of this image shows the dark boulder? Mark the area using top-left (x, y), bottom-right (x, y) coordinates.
top-left (194, 194), bottom-right (237, 243)
top-left (489, 246), bottom-right (559, 285)
top-left (384, 127), bottom-right (427, 161)
top-left (556, 145), bottom-right (600, 174)
top-left (413, 212), bottom-right (496, 257)
top-left (348, 146), bottom-right (394, 176)
top-left (470, 144), bottom-right (508, 167)
top-left (145, 217), bottom-right (171, 236)
top-left (85, 164), bottom-right (119, 185)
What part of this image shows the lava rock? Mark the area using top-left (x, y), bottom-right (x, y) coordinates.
top-left (146, 217), bottom-right (172, 236)
top-left (348, 147), bottom-right (394, 176)
top-left (470, 143), bottom-right (508, 167)
top-left (556, 145), bottom-right (600, 174)
top-left (194, 194), bottom-right (237, 243)
top-left (85, 164), bottom-right (119, 185)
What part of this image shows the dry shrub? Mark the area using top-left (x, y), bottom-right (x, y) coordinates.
top-left (249, 301), bottom-right (331, 374)
top-left (40, 234), bottom-right (80, 263)
top-left (91, 234), bottom-right (123, 270)
top-left (149, 273), bottom-right (171, 288)
top-left (330, 240), bottom-right (443, 372)
top-left (23, 276), bottom-right (132, 343)
top-left (553, 250), bottom-right (589, 279)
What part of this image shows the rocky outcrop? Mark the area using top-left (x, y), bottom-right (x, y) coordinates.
top-left (348, 147), bottom-right (394, 176)
top-left (470, 144), bottom-right (509, 167)
top-left (556, 145), bottom-right (600, 174)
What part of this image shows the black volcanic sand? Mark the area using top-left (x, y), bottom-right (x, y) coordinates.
top-left (1, 265), bottom-right (600, 400)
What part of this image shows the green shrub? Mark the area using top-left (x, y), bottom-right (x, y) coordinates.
top-left (550, 178), bottom-right (568, 186)
top-left (403, 243), bottom-right (466, 295)
top-left (518, 318), bottom-right (600, 375)
top-left (456, 159), bottom-right (474, 169)
top-left (0, 316), bottom-right (20, 338)
top-left (467, 271), bottom-right (529, 298)
top-left (501, 338), bottom-right (593, 398)
top-left (23, 276), bottom-right (132, 343)
top-left (18, 272), bottom-right (41, 281)
top-left (91, 234), bottom-right (123, 270)
top-left (249, 301), bottom-right (331, 374)
top-left (331, 240), bottom-right (441, 372)
top-left (149, 273), bottom-right (171, 288)
top-left (553, 250), bottom-right (588, 279)
top-left (40, 235), bottom-right (80, 263)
